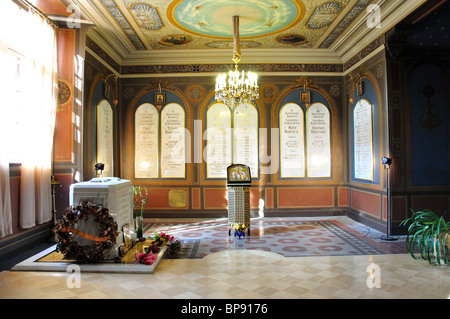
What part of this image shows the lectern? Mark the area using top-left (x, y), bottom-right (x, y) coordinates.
top-left (226, 164), bottom-right (251, 237)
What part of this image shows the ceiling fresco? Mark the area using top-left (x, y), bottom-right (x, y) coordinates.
top-left (97, 0), bottom-right (371, 51)
top-left (32, 0), bottom-right (430, 65)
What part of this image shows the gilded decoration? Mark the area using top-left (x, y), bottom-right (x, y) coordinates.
top-left (186, 85), bottom-right (205, 103)
top-left (319, 0), bottom-right (371, 48)
top-left (100, 0), bottom-right (146, 50)
top-left (168, 189), bottom-right (187, 208)
top-left (276, 34), bottom-right (308, 45)
top-left (306, 2), bottom-right (343, 30)
top-left (160, 34), bottom-right (193, 46)
top-left (418, 81), bottom-right (441, 133)
top-left (205, 40), bottom-right (261, 49)
top-left (120, 63), bottom-right (343, 75)
top-left (57, 79), bottom-right (72, 110)
top-left (293, 76), bottom-right (318, 90)
top-left (329, 85), bottom-right (341, 97)
top-left (260, 84), bottom-right (277, 102)
top-left (128, 2), bottom-right (164, 31)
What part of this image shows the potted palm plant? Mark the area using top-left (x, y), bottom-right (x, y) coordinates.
top-left (400, 209), bottom-right (449, 266)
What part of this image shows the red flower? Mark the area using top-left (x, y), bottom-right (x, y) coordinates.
top-left (136, 251), bottom-right (158, 265)
top-left (144, 259), bottom-right (154, 265)
top-left (143, 253), bottom-right (157, 265)
top-left (135, 253), bottom-right (146, 263)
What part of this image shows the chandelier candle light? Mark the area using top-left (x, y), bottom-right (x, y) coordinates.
top-left (215, 16), bottom-right (259, 110)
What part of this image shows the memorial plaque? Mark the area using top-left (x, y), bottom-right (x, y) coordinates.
top-left (97, 100), bottom-right (114, 177)
top-left (353, 99), bottom-right (373, 180)
top-left (234, 103), bottom-right (259, 178)
top-left (161, 103), bottom-right (186, 178)
top-left (135, 103), bottom-right (159, 178)
top-left (307, 103), bottom-right (331, 178)
top-left (279, 103), bottom-right (305, 178)
top-left (206, 103), bottom-right (232, 179)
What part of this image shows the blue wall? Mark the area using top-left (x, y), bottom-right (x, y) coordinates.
top-left (410, 64), bottom-right (449, 186)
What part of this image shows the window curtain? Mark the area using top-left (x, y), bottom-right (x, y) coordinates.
top-left (0, 2), bottom-right (15, 238)
top-left (0, 40), bottom-right (13, 238)
top-left (19, 10), bottom-right (57, 228)
top-left (0, 2), bottom-right (57, 231)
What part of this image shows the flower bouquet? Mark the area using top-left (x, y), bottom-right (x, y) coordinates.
top-left (135, 231), bottom-right (180, 265)
top-left (152, 231), bottom-right (174, 246)
top-left (135, 251), bottom-right (157, 265)
top-left (234, 223), bottom-right (247, 239)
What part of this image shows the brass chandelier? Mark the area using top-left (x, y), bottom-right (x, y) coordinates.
top-left (215, 16), bottom-right (259, 110)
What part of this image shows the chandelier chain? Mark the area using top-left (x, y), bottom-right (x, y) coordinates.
top-left (215, 16), bottom-right (259, 110)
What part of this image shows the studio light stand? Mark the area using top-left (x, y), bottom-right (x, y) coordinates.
top-left (381, 157), bottom-right (398, 241)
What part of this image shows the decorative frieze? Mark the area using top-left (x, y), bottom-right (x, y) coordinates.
top-left (120, 63), bottom-right (343, 75)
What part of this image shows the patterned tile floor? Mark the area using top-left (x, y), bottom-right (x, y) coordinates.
top-left (0, 217), bottom-right (449, 301)
top-left (143, 217), bottom-right (407, 258)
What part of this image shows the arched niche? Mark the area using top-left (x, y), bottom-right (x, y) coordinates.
top-left (204, 102), bottom-right (232, 179)
top-left (306, 102), bottom-right (331, 178)
top-left (96, 99), bottom-right (114, 177)
top-left (279, 102), bottom-right (305, 178)
top-left (274, 87), bottom-right (335, 182)
top-left (350, 77), bottom-right (381, 185)
top-left (134, 103), bottom-right (159, 178)
top-left (200, 94), bottom-right (263, 183)
top-left (409, 64), bottom-right (449, 186)
top-left (128, 88), bottom-right (191, 184)
top-left (84, 76), bottom-right (117, 180)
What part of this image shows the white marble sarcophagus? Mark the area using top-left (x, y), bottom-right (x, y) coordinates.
top-left (69, 177), bottom-right (134, 259)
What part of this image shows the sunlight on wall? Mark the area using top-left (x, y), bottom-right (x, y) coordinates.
top-left (259, 198), bottom-right (265, 217)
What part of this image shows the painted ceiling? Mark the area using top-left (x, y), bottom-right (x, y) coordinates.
top-left (94, 0), bottom-right (370, 50)
top-left (407, 2), bottom-right (450, 46)
top-left (38, 0), bottom-right (429, 65)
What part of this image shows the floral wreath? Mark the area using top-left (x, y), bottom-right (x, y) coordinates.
top-left (53, 201), bottom-right (119, 263)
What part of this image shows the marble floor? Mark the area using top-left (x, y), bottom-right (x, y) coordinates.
top-left (0, 217), bottom-right (449, 301)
